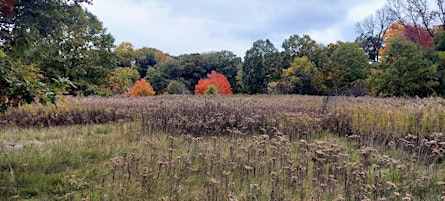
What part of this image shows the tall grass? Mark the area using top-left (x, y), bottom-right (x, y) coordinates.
top-left (1, 95), bottom-right (445, 200)
top-left (1, 123), bottom-right (444, 200)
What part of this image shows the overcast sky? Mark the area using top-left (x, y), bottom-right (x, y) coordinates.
top-left (86, 0), bottom-right (386, 57)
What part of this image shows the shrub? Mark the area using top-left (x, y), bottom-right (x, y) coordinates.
top-left (130, 79), bottom-right (155, 97)
top-left (166, 80), bottom-right (190, 94)
top-left (204, 85), bottom-right (218, 95)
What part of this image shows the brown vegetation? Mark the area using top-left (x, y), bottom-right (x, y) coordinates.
top-left (1, 95), bottom-right (445, 200)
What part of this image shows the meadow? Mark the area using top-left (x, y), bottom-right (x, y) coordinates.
top-left (1, 95), bottom-right (445, 200)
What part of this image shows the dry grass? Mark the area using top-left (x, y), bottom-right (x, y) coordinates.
top-left (1, 95), bottom-right (445, 200)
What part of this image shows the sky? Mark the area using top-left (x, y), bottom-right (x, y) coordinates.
top-left (85, 0), bottom-right (386, 57)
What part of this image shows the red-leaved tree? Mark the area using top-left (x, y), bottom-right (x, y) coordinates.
top-left (130, 79), bottom-right (156, 97)
top-left (404, 24), bottom-right (433, 49)
top-left (195, 71), bottom-right (233, 95)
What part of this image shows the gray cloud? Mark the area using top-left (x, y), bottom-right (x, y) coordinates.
top-left (86, 0), bottom-right (385, 57)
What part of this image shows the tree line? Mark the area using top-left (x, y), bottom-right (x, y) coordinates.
top-left (2, 0), bottom-right (445, 112)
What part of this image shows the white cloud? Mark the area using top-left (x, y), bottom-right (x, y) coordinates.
top-left (86, 0), bottom-right (387, 57)
top-left (307, 28), bottom-right (343, 45)
top-left (347, 0), bottom-right (387, 23)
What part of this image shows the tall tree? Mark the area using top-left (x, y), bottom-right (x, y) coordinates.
top-left (386, 0), bottom-right (445, 37)
top-left (380, 21), bottom-right (434, 57)
top-left (1, 0), bottom-right (116, 96)
top-left (109, 67), bottom-right (140, 94)
top-left (328, 42), bottom-right (369, 95)
top-left (242, 39), bottom-right (278, 94)
top-left (281, 57), bottom-right (320, 94)
top-left (369, 37), bottom-right (438, 97)
top-left (280, 34), bottom-right (321, 87)
top-left (201, 51), bottom-right (241, 93)
top-left (282, 34), bottom-right (320, 62)
top-left (0, 0), bottom-right (113, 110)
top-left (115, 42), bottom-right (136, 68)
top-left (355, 7), bottom-right (393, 62)
top-left (134, 47), bottom-right (157, 78)
top-left (178, 53), bottom-right (207, 92)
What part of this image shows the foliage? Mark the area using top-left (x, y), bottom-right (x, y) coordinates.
top-left (282, 34), bottom-right (320, 62)
top-left (130, 79), bottom-right (155, 97)
top-left (435, 31), bottom-right (445, 51)
top-left (195, 71), bottom-right (232, 95)
top-left (203, 85), bottom-right (218, 95)
top-left (380, 22), bottom-right (406, 58)
top-left (115, 42), bottom-right (136, 68)
top-left (109, 67), bottom-right (140, 94)
top-left (386, 0), bottom-right (444, 38)
top-left (145, 60), bottom-right (179, 94)
top-left (370, 37), bottom-right (438, 97)
top-left (280, 57), bottom-right (320, 94)
top-left (242, 39), bottom-right (279, 94)
top-left (327, 42), bottom-right (369, 94)
top-left (201, 51), bottom-right (241, 93)
top-left (134, 47), bottom-right (158, 78)
top-left (434, 44), bottom-right (445, 96)
top-left (0, 50), bottom-right (72, 113)
top-left (175, 53), bottom-right (207, 92)
top-left (404, 24), bottom-right (434, 49)
top-left (381, 22), bottom-right (434, 57)
top-left (280, 35), bottom-right (321, 88)
top-left (0, 0), bottom-right (117, 97)
top-left (166, 80), bottom-right (190, 94)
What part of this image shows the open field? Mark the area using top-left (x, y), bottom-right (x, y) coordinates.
top-left (2, 95), bottom-right (445, 200)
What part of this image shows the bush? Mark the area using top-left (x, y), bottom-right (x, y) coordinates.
top-left (204, 85), bottom-right (218, 95)
top-left (166, 80), bottom-right (190, 94)
top-left (195, 71), bottom-right (232, 95)
top-left (130, 79), bottom-right (155, 97)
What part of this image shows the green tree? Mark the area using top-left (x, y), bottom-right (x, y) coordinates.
top-left (242, 39), bottom-right (278, 94)
top-left (134, 47), bottom-right (158, 78)
top-left (146, 69), bottom-right (169, 94)
top-left (0, 0), bottom-right (110, 111)
top-left (434, 32), bottom-right (445, 96)
top-left (1, 0), bottom-right (117, 96)
top-left (145, 59), bottom-right (183, 94)
top-left (166, 80), bottom-right (190, 94)
top-left (0, 50), bottom-right (71, 112)
top-left (328, 42), bottom-right (369, 94)
top-left (369, 37), bottom-right (438, 97)
top-left (281, 57), bottom-right (320, 94)
top-left (115, 42), bottom-right (136, 68)
top-left (178, 53), bottom-right (207, 92)
top-left (201, 51), bottom-right (242, 93)
top-left (282, 34), bottom-right (320, 62)
top-left (109, 67), bottom-right (140, 94)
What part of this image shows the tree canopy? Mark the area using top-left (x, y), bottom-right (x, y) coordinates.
top-left (4, 0), bottom-right (445, 112)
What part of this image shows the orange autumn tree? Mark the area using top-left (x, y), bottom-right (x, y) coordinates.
top-left (195, 71), bottom-right (233, 95)
top-left (380, 22), bottom-right (405, 57)
top-left (380, 22), bottom-right (434, 56)
top-left (130, 79), bottom-right (156, 97)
